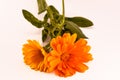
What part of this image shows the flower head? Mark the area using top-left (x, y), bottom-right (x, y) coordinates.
top-left (22, 40), bottom-right (48, 71)
top-left (46, 33), bottom-right (93, 77)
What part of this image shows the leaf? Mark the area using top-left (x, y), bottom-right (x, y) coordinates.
top-left (48, 5), bottom-right (59, 14)
top-left (37, 0), bottom-right (47, 14)
top-left (47, 5), bottom-right (59, 21)
top-left (65, 17), bottom-right (93, 27)
top-left (47, 5), bottom-right (64, 26)
top-left (44, 13), bottom-right (49, 23)
top-left (42, 29), bottom-right (48, 42)
top-left (65, 21), bottom-right (88, 39)
top-left (22, 9), bottom-right (43, 28)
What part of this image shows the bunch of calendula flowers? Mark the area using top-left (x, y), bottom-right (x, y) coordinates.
top-left (22, 0), bottom-right (93, 77)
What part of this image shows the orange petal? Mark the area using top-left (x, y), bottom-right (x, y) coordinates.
top-left (75, 38), bottom-right (87, 47)
top-left (55, 62), bottom-right (76, 77)
top-left (75, 63), bottom-right (88, 72)
top-left (83, 45), bottom-right (91, 52)
top-left (70, 33), bottom-right (77, 44)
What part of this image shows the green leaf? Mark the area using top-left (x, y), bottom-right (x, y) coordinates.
top-left (44, 13), bottom-right (49, 23)
top-left (22, 9), bottom-right (43, 28)
top-left (65, 17), bottom-right (93, 27)
top-left (37, 0), bottom-right (47, 14)
top-left (47, 5), bottom-right (64, 27)
top-left (65, 21), bottom-right (88, 39)
top-left (42, 29), bottom-right (48, 42)
top-left (48, 5), bottom-right (59, 14)
top-left (47, 5), bottom-right (59, 21)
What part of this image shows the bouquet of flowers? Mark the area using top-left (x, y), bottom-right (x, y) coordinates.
top-left (22, 0), bottom-right (93, 77)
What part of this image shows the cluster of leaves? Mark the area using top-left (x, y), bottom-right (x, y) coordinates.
top-left (22, 0), bottom-right (93, 43)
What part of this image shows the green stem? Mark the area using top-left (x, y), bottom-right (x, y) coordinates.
top-left (62, 0), bottom-right (65, 23)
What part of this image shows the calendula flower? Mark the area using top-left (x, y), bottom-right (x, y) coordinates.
top-left (22, 40), bottom-right (48, 71)
top-left (46, 33), bottom-right (93, 77)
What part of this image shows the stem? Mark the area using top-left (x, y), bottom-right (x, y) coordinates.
top-left (62, 0), bottom-right (65, 23)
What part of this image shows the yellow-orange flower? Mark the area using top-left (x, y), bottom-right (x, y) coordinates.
top-left (22, 40), bottom-right (48, 71)
top-left (46, 33), bottom-right (93, 77)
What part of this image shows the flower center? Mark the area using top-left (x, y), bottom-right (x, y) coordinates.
top-left (61, 53), bottom-right (70, 61)
top-left (38, 50), bottom-right (44, 61)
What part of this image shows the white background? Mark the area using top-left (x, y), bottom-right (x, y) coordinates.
top-left (0, 0), bottom-right (120, 80)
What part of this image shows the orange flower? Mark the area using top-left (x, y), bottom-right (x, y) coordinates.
top-left (22, 40), bottom-right (48, 71)
top-left (46, 33), bottom-right (93, 77)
